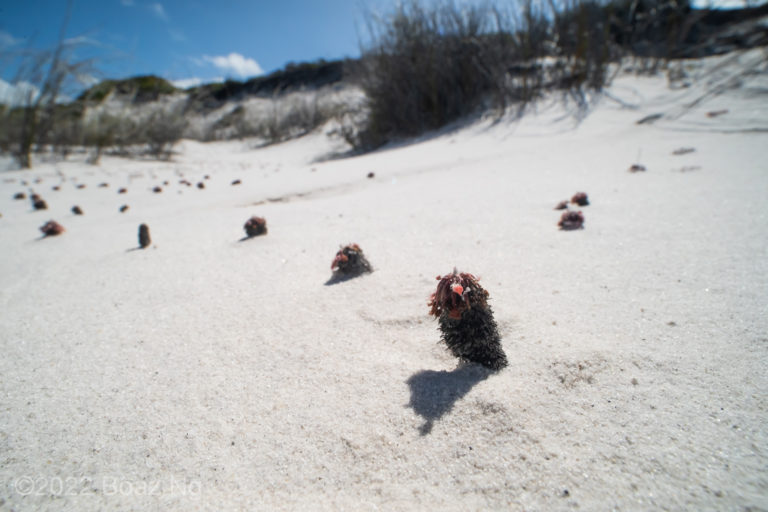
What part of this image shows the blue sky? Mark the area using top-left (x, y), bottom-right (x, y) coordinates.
top-left (0, 0), bottom-right (761, 100)
top-left (0, 0), bottom-right (392, 92)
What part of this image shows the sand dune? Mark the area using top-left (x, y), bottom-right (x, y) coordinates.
top-left (1, 50), bottom-right (767, 510)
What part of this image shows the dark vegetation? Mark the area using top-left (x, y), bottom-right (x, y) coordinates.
top-left (349, 0), bottom-right (768, 149)
top-left (39, 220), bottom-right (65, 237)
top-left (428, 270), bottom-right (508, 371)
top-left (78, 75), bottom-right (178, 104)
top-left (0, 0), bottom-right (765, 168)
top-left (185, 59), bottom-right (348, 113)
top-left (138, 224), bottom-right (151, 249)
top-left (243, 216), bottom-right (268, 238)
top-left (558, 210), bottom-right (585, 230)
top-left (330, 243), bottom-right (373, 279)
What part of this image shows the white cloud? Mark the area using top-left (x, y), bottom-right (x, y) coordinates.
top-left (170, 76), bottom-right (224, 89)
top-left (0, 79), bottom-right (78, 106)
top-left (202, 53), bottom-right (263, 78)
top-left (150, 3), bottom-right (168, 20)
top-left (168, 28), bottom-right (186, 42)
top-left (76, 73), bottom-right (101, 88)
top-left (0, 79), bottom-right (39, 106)
top-left (0, 29), bottom-right (21, 48)
top-left (63, 35), bottom-right (101, 47)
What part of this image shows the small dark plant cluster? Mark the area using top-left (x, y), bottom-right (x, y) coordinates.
top-left (555, 192), bottom-right (588, 230)
top-left (243, 216), bottom-right (268, 238)
top-left (31, 194), bottom-right (48, 211)
top-left (558, 210), bottom-right (585, 230)
top-left (138, 224), bottom-right (151, 249)
top-left (571, 192), bottom-right (589, 206)
top-left (39, 220), bottom-right (65, 237)
top-left (428, 269), bottom-right (508, 371)
top-left (330, 243), bottom-right (373, 279)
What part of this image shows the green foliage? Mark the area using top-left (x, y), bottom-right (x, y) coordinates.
top-left (79, 75), bottom-right (178, 104)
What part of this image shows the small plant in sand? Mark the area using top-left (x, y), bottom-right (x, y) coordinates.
top-left (243, 216), bottom-right (268, 238)
top-left (71, 205), bottom-right (83, 215)
top-left (330, 243), bottom-right (373, 278)
top-left (558, 210), bottom-right (584, 230)
top-left (120, 205), bottom-right (129, 213)
top-left (138, 224), bottom-right (151, 248)
top-left (428, 269), bottom-right (507, 371)
top-left (571, 192), bottom-right (589, 206)
top-left (40, 220), bottom-right (65, 237)
top-left (629, 164), bottom-right (646, 173)
top-left (197, 182), bottom-right (205, 189)
top-left (118, 187), bottom-right (127, 194)
top-left (554, 200), bottom-right (568, 210)
top-left (231, 179), bottom-right (242, 186)
top-left (152, 186), bottom-right (162, 193)
top-left (31, 194), bottom-right (48, 210)
top-left (13, 192), bottom-right (26, 200)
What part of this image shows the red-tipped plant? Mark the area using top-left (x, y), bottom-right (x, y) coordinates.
top-left (558, 210), bottom-right (584, 230)
top-left (554, 200), bottom-right (568, 210)
top-left (243, 216), bottom-right (268, 238)
top-left (330, 243), bottom-right (373, 278)
top-left (428, 269), bottom-right (507, 370)
top-left (40, 220), bottom-right (65, 237)
top-left (571, 192), bottom-right (589, 206)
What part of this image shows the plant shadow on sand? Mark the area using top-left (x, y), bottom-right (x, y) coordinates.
top-left (406, 363), bottom-right (492, 436)
top-left (323, 273), bottom-right (367, 286)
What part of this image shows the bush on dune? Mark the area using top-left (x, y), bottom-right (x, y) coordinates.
top-left (351, 0), bottom-right (697, 150)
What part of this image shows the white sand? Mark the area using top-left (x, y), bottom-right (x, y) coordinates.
top-left (1, 50), bottom-right (767, 510)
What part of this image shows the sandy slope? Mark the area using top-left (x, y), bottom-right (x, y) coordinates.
top-left (1, 50), bottom-right (767, 511)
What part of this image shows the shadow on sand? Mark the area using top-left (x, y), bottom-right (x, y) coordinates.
top-left (323, 272), bottom-right (369, 286)
top-left (406, 363), bottom-right (492, 435)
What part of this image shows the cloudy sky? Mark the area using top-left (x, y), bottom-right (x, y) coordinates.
top-left (0, 0), bottom-right (395, 96)
top-left (0, 0), bottom-right (761, 102)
